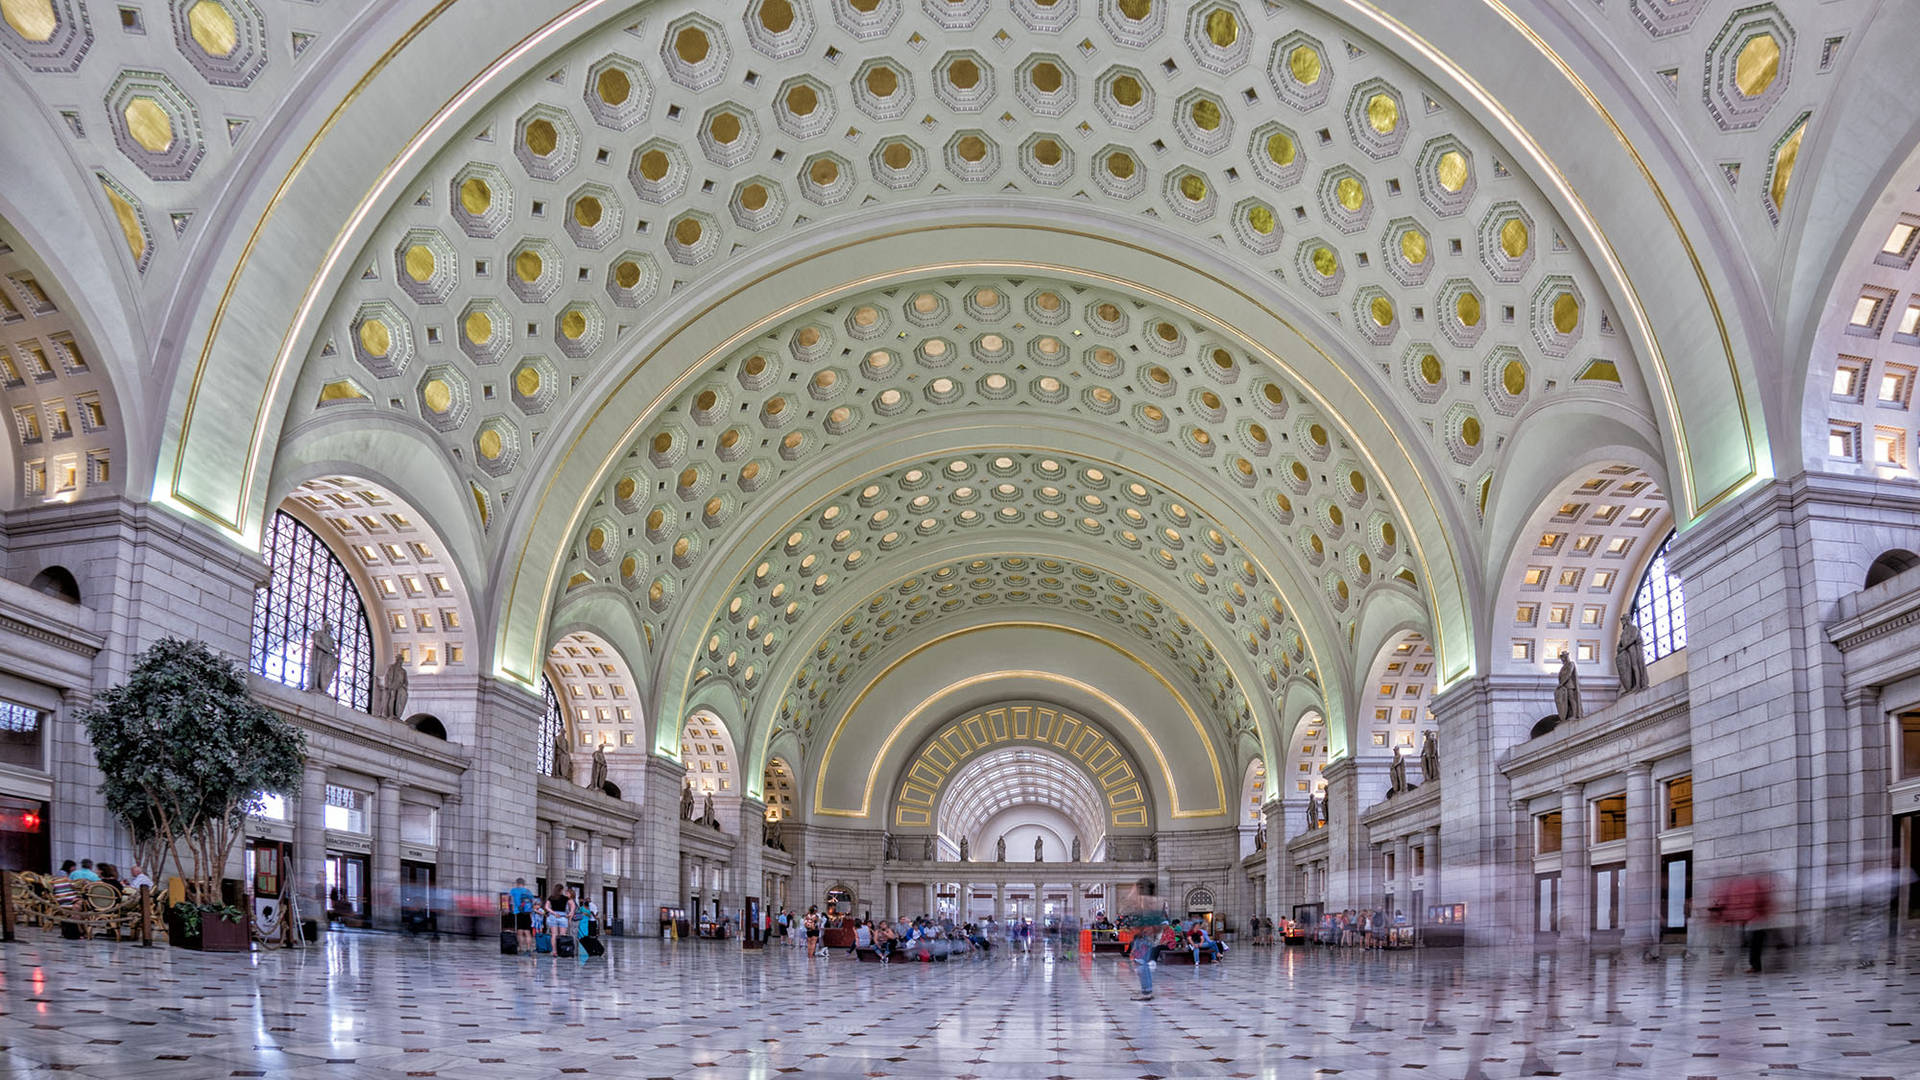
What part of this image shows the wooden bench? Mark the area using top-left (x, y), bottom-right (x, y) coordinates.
top-left (1156, 947), bottom-right (1220, 965)
top-left (854, 946), bottom-right (888, 963)
top-left (7, 872), bottom-right (160, 941)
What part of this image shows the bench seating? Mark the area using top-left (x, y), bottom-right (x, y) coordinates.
top-left (1156, 948), bottom-right (1220, 965)
top-left (8, 873), bottom-right (161, 940)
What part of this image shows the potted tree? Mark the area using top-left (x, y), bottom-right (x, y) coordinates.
top-left (78, 638), bottom-right (306, 951)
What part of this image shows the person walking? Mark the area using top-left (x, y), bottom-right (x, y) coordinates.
top-left (1129, 919), bottom-right (1155, 1001)
top-left (507, 877), bottom-right (537, 954)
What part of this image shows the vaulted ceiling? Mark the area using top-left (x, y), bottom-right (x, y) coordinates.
top-left (3, 0), bottom-right (1916, 814)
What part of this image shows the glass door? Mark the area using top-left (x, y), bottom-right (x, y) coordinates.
top-left (1660, 853), bottom-right (1692, 936)
top-left (401, 860), bottom-right (435, 931)
top-left (324, 853), bottom-right (369, 926)
top-left (1535, 872), bottom-right (1561, 936)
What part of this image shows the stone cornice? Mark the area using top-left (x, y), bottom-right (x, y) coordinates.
top-left (539, 774), bottom-right (642, 829)
top-left (4, 495), bottom-right (266, 582)
top-left (1498, 672), bottom-right (1690, 790)
top-left (0, 606), bottom-right (101, 658)
top-left (1359, 775), bottom-right (1441, 831)
top-left (1284, 828), bottom-right (1330, 859)
top-left (1670, 472), bottom-right (1920, 578)
top-left (1828, 582), bottom-right (1920, 652)
top-left (252, 676), bottom-right (471, 774)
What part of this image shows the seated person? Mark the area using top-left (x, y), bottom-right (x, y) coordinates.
top-left (1187, 922), bottom-right (1225, 961)
top-left (853, 920), bottom-right (873, 953)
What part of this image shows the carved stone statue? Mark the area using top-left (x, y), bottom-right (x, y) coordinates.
top-left (995, 835), bottom-right (1006, 862)
top-left (701, 791), bottom-right (717, 828)
top-left (1615, 620), bottom-right (1648, 694)
top-left (1554, 650), bottom-right (1584, 721)
top-left (1306, 794), bottom-right (1323, 829)
top-left (306, 619), bottom-right (339, 695)
top-left (589, 743), bottom-right (608, 791)
top-left (551, 731), bottom-right (573, 781)
top-left (1254, 822), bottom-right (1267, 851)
top-left (1388, 750), bottom-right (1408, 795)
top-left (883, 833), bottom-right (898, 861)
top-left (1143, 834), bottom-right (1157, 861)
top-left (1034, 835), bottom-right (1045, 862)
top-left (680, 779), bottom-right (695, 821)
top-left (381, 654), bottom-right (408, 719)
top-left (921, 836), bottom-right (934, 861)
top-left (1071, 835), bottom-right (1082, 862)
top-left (765, 817), bottom-right (784, 851)
top-left (1419, 730), bottom-right (1439, 782)
top-left (958, 837), bottom-right (970, 862)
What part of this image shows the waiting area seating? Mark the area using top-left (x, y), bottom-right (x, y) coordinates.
top-left (7, 872), bottom-right (162, 941)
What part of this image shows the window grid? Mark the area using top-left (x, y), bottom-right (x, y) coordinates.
top-left (0, 701), bottom-right (41, 733)
top-left (250, 510), bottom-right (374, 711)
top-left (1629, 530), bottom-right (1687, 663)
top-left (538, 674), bottom-right (564, 776)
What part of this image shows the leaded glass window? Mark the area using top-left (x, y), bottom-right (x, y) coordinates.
top-left (0, 699), bottom-right (44, 770)
top-left (250, 510), bottom-right (375, 711)
top-left (1629, 530), bottom-right (1687, 663)
top-left (537, 675), bottom-right (563, 776)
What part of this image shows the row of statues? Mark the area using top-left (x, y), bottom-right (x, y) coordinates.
top-left (1387, 730), bottom-right (1441, 796)
top-left (1552, 623), bottom-right (1652, 724)
top-left (886, 832), bottom-right (1088, 862)
top-left (679, 780), bottom-right (719, 829)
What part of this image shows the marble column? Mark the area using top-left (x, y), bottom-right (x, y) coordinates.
top-left (1622, 763), bottom-right (1656, 947)
top-left (583, 828), bottom-right (602, 921)
top-left (994, 882), bottom-right (1006, 922)
top-left (547, 821), bottom-right (567, 894)
top-left (1392, 835), bottom-right (1411, 920)
top-left (1559, 784), bottom-right (1589, 942)
top-left (1510, 800), bottom-right (1537, 934)
top-left (373, 779), bottom-right (400, 930)
top-left (296, 761), bottom-right (328, 923)
top-left (636, 755), bottom-right (688, 917)
top-left (887, 880), bottom-right (899, 921)
top-left (1425, 825), bottom-right (1441, 910)
top-left (1263, 799), bottom-right (1285, 920)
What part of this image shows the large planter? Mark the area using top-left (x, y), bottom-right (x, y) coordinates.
top-left (167, 908), bottom-right (251, 952)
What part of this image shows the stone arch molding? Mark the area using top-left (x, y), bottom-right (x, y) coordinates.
top-left (891, 701), bottom-right (1154, 834)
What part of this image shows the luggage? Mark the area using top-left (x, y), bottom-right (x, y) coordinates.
top-left (554, 935), bottom-right (577, 958)
top-left (535, 932), bottom-right (552, 953)
top-left (500, 930), bottom-right (518, 955)
top-left (579, 935), bottom-right (605, 957)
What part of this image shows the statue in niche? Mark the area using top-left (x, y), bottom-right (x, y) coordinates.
top-left (701, 791), bottom-right (717, 829)
top-left (1254, 822), bottom-right (1267, 851)
top-left (1388, 750), bottom-right (1409, 796)
top-left (996, 835), bottom-right (1006, 862)
top-left (1071, 835), bottom-right (1082, 863)
top-left (765, 817), bottom-right (785, 851)
top-left (1034, 835), bottom-right (1045, 863)
top-left (1419, 730), bottom-right (1440, 783)
top-left (1307, 794), bottom-right (1323, 829)
top-left (552, 731), bottom-right (573, 781)
top-left (959, 837), bottom-right (970, 862)
top-left (680, 779), bottom-right (695, 821)
top-left (1144, 834), bottom-right (1157, 861)
top-left (306, 619), bottom-right (339, 696)
top-left (1554, 650), bottom-right (1584, 721)
top-left (1615, 620), bottom-right (1648, 694)
top-left (590, 744), bottom-right (608, 792)
top-left (921, 836), bottom-right (934, 861)
top-left (380, 654), bottom-right (409, 719)
top-left (883, 833), bottom-right (898, 861)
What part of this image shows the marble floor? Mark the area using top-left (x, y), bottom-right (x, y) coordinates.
top-left (1, 930), bottom-right (1916, 1079)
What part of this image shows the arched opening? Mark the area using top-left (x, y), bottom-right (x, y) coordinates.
top-left (762, 756), bottom-right (797, 822)
top-left (406, 713), bottom-right (448, 740)
top-left (249, 508), bottom-right (376, 711)
top-left (1284, 710), bottom-right (1329, 834)
top-left (1356, 631), bottom-right (1436, 803)
top-left (1867, 549), bottom-right (1920, 588)
top-left (546, 630), bottom-right (643, 752)
top-left (1238, 757), bottom-right (1267, 857)
top-left (26, 565), bottom-right (79, 604)
top-left (1492, 465), bottom-right (1673, 684)
top-left (936, 746), bottom-right (1110, 863)
top-left (535, 674), bottom-right (571, 776)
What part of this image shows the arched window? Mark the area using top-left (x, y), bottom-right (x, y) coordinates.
top-left (1629, 530), bottom-right (1687, 663)
top-left (537, 675), bottom-right (564, 776)
top-left (250, 509), bottom-right (374, 711)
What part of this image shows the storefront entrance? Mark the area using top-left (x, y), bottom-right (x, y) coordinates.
top-left (325, 852), bottom-right (369, 927)
top-left (401, 860), bottom-right (436, 931)
top-left (1535, 872), bottom-right (1561, 937)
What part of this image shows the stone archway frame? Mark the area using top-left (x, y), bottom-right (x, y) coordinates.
top-left (891, 701), bottom-right (1154, 832)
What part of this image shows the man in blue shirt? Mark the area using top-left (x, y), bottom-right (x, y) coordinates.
top-left (70, 859), bottom-right (100, 883)
top-left (507, 877), bottom-right (537, 954)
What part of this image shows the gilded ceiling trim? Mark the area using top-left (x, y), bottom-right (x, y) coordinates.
top-left (168, 0), bottom-right (621, 533)
top-left (1337, 0), bottom-right (1764, 520)
top-left (506, 250), bottom-right (1462, 712)
top-left (810, 624), bottom-right (1227, 820)
top-left (891, 703), bottom-right (1152, 831)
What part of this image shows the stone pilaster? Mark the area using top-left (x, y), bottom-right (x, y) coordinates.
top-left (296, 761), bottom-right (328, 921)
top-left (1431, 674), bottom-right (1544, 944)
top-left (373, 778), bottom-right (400, 930)
top-left (635, 755), bottom-right (687, 916)
top-left (1622, 763), bottom-right (1656, 947)
top-left (1559, 784), bottom-right (1589, 942)
top-left (452, 677), bottom-right (542, 899)
top-left (733, 796), bottom-right (765, 921)
top-left (1262, 798), bottom-right (1285, 920)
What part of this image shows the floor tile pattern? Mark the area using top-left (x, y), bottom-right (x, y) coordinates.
top-left (1, 931), bottom-right (1915, 1078)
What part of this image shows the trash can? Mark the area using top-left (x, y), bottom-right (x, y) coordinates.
top-left (608, 917), bottom-right (625, 938)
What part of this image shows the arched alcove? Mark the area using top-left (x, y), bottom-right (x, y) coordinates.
top-left (26, 565), bottom-right (79, 604)
top-left (1867, 549), bottom-right (1920, 588)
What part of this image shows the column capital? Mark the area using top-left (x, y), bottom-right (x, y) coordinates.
top-left (1843, 683), bottom-right (1883, 711)
top-left (1560, 781), bottom-right (1586, 800)
top-left (1626, 760), bottom-right (1655, 778)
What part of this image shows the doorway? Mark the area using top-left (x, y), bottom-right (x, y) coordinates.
top-left (324, 852), bottom-right (369, 926)
top-left (401, 860), bottom-right (436, 932)
top-left (1535, 872), bottom-right (1561, 937)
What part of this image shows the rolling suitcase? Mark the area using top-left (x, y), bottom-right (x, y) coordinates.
top-left (554, 935), bottom-right (577, 958)
top-left (500, 930), bottom-right (518, 955)
top-left (579, 935), bottom-right (604, 957)
top-left (535, 931), bottom-right (552, 953)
